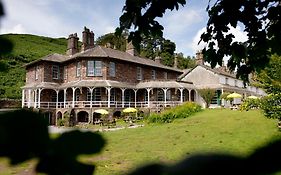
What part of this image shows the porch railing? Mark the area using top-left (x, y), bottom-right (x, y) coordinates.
top-left (23, 100), bottom-right (182, 109)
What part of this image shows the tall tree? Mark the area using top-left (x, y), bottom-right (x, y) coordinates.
top-left (117, 0), bottom-right (281, 82)
top-left (256, 54), bottom-right (281, 94)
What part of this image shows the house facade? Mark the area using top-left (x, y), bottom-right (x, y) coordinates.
top-left (22, 27), bottom-right (266, 125)
top-left (21, 27), bottom-right (197, 125)
top-left (180, 55), bottom-right (266, 108)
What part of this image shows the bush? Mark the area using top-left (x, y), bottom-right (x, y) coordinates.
top-left (240, 98), bottom-right (261, 111)
top-left (147, 102), bottom-right (202, 123)
top-left (260, 93), bottom-right (281, 120)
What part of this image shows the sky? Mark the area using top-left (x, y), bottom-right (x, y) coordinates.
top-left (0, 0), bottom-right (247, 57)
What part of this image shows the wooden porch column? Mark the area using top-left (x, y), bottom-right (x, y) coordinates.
top-left (63, 89), bottom-right (67, 108)
top-left (189, 90), bottom-right (192, 101)
top-left (88, 87), bottom-right (94, 108)
top-left (134, 89), bottom-right (138, 108)
top-left (179, 88), bottom-right (184, 103)
top-left (146, 88), bottom-right (152, 108)
top-left (163, 88), bottom-right (168, 107)
top-left (121, 88), bottom-right (126, 108)
top-left (56, 90), bottom-right (59, 109)
top-left (38, 88), bottom-right (42, 108)
top-left (34, 89), bottom-right (37, 108)
top-left (106, 87), bottom-right (111, 108)
top-left (28, 89), bottom-right (31, 108)
top-left (21, 89), bottom-right (25, 108)
top-left (72, 87), bottom-right (77, 108)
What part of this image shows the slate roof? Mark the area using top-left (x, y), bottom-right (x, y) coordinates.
top-left (25, 45), bottom-right (183, 73)
top-left (178, 64), bottom-right (236, 80)
top-left (25, 53), bottom-right (69, 67)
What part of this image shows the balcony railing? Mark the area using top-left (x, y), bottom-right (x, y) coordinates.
top-left (23, 100), bottom-right (182, 109)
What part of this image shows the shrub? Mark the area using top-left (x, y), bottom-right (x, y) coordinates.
top-left (240, 98), bottom-right (261, 111)
top-left (260, 93), bottom-right (281, 120)
top-left (147, 102), bottom-right (202, 123)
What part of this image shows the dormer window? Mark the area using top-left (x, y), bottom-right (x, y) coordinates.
top-left (52, 65), bottom-right (59, 79)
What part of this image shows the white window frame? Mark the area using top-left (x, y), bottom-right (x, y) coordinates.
top-left (109, 62), bottom-right (116, 77)
top-left (76, 62), bottom-right (81, 77)
top-left (151, 70), bottom-right (156, 80)
top-left (87, 60), bottom-right (102, 76)
top-left (52, 65), bottom-right (59, 80)
top-left (35, 65), bottom-right (39, 80)
top-left (137, 67), bottom-right (142, 80)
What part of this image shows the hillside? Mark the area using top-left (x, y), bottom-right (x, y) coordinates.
top-left (0, 34), bottom-right (67, 99)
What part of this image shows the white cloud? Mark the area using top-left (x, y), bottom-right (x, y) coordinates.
top-left (190, 25), bottom-right (248, 54)
top-left (162, 8), bottom-right (204, 36)
top-left (0, 23), bottom-right (27, 34)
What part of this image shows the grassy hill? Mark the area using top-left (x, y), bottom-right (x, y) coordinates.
top-left (0, 34), bottom-right (67, 99)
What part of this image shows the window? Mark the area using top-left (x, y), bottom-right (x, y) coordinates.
top-left (166, 89), bottom-right (171, 100)
top-left (225, 77), bottom-right (229, 85)
top-left (164, 72), bottom-right (168, 79)
top-left (137, 67), bottom-right (142, 80)
top-left (109, 62), bottom-right (116, 77)
top-left (35, 65), bottom-right (39, 80)
top-left (76, 62), bottom-right (81, 77)
top-left (151, 70), bottom-right (156, 79)
top-left (87, 60), bottom-right (102, 76)
top-left (75, 89), bottom-right (80, 101)
top-left (52, 65), bottom-right (59, 79)
top-left (63, 66), bottom-right (67, 80)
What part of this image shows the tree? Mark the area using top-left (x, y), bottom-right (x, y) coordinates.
top-left (198, 88), bottom-right (216, 108)
top-left (95, 32), bottom-right (127, 51)
top-left (256, 54), bottom-right (281, 94)
top-left (117, 0), bottom-right (281, 83)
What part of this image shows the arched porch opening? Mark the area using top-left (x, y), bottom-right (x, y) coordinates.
top-left (190, 89), bottom-right (196, 102)
top-left (40, 89), bottom-right (57, 108)
top-left (56, 111), bottom-right (63, 126)
top-left (77, 111), bottom-right (89, 123)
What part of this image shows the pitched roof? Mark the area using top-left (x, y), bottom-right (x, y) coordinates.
top-left (26, 45), bottom-right (183, 73)
top-left (24, 53), bottom-right (69, 67)
top-left (179, 64), bottom-right (236, 80)
top-left (73, 46), bottom-right (182, 72)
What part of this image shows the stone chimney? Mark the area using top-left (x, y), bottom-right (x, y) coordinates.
top-left (81, 26), bottom-right (94, 51)
top-left (66, 33), bottom-right (79, 55)
top-left (195, 50), bottom-right (204, 65)
top-left (126, 40), bottom-right (137, 56)
top-left (174, 54), bottom-right (178, 68)
top-left (155, 56), bottom-right (162, 64)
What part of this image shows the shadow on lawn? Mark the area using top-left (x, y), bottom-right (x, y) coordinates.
top-left (0, 109), bottom-right (280, 175)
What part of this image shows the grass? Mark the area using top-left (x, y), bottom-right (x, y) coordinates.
top-left (0, 34), bottom-right (67, 99)
top-left (0, 109), bottom-right (280, 174)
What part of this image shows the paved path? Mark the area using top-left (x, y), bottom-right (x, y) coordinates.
top-left (48, 124), bottom-right (144, 134)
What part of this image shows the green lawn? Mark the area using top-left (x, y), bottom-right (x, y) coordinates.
top-left (91, 109), bottom-right (281, 175)
top-left (1, 109), bottom-right (280, 175)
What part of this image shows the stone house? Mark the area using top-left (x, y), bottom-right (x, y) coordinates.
top-left (22, 27), bottom-right (197, 125)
